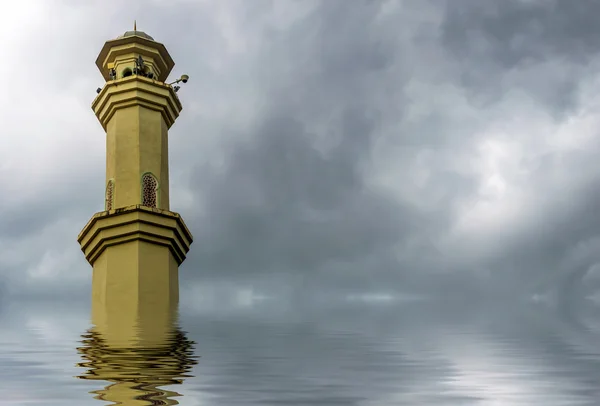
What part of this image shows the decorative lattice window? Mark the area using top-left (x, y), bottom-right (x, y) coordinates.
top-left (142, 173), bottom-right (158, 208)
top-left (105, 180), bottom-right (114, 211)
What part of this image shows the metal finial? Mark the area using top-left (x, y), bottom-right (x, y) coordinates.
top-left (134, 20), bottom-right (137, 31)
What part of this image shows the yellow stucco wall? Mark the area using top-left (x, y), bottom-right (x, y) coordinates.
top-left (91, 240), bottom-right (179, 347)
top-left (106, 105), bottom-right (170, 210)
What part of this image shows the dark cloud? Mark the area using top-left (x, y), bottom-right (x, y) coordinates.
top-left (440, 0), bottom-right (600, 112)
top-left (1, 0), bottom-right (600, 302)
top-left (442, 0), bottom-right (600, 66)
top-left (188, 106), bottom-right (417, 283)
top-left (180, 0), bottom-right (423, 289)
top-left (167, 0), bottom-right (600, 299)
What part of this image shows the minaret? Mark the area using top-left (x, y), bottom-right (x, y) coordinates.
top-left (77, 27), bottom-right (193, 344)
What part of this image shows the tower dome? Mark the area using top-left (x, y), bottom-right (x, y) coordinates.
top-left (117, 30), bottom-right (154, 41)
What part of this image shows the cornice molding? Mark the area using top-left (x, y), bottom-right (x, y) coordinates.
top-left (92, 76), bottom-right (182, 130)
top-left (78, 205), bottom-right (193, 266)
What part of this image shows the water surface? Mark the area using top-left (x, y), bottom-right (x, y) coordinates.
top-left (1, 298), bottom-right (600, 405)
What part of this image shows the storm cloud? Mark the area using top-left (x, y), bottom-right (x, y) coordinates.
top-left (1, 0), bottom-right (600, 304)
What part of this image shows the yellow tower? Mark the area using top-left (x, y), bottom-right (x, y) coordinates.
top-left (77, 27), bottom-right (193, 345)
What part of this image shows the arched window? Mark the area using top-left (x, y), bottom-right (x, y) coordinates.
top-left (122, 68), bottom-right (133, 78)
top-left (142, 173), bottom-right (158, 208)
top-left (105, 180), bottom-right (114, 211)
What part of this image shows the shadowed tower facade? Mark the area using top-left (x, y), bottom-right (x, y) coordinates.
top-left (77, 27), bottom-right (193, 345)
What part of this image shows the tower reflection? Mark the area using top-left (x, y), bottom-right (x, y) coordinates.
top-left (76, 306), bottom-right (198, 405)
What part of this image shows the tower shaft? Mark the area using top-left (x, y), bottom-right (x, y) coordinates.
top-left (103, 86), bottom-right (172, 210)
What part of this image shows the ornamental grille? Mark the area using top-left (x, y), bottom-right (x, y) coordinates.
top-left (105, 180), bottom-right (114, 211)
top-left (142, 173), bottom-right (158, 208)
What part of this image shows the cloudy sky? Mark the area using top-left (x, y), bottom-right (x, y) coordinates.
top-left (1, 0), bottom-right (600, 305)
